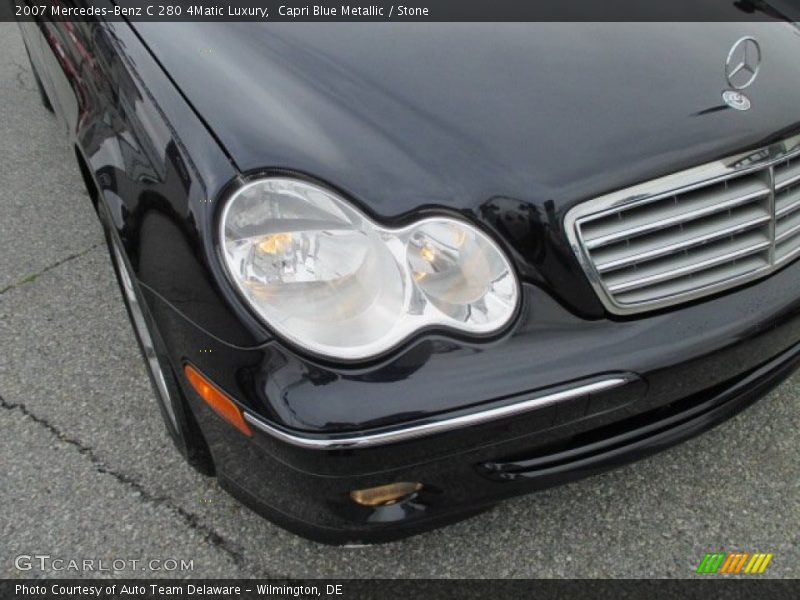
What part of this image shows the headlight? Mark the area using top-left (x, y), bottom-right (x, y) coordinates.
top-left (219, 177), bottom-right (519, 360)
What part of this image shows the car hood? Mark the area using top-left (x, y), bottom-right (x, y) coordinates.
top-left (134, 21), bottom-right (800, 212)
top-left (133, 21), bottom-right (800, 315)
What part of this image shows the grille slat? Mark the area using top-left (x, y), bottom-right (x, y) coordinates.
top-left (777, 210), bottom-right (800, 242)
top-left (774, 155), bottom-right (800, 265)
top-left (776, 233), bottom-right (800, 264)
top-left (615, 255), bottom-right (769, 305)
top-left (604, 232), bottom-right (771, 293)
top-left (774, 157), bottom-right (800, 190)
top-left (593, 205), bottom-right (771, 272)
top-left (776, 183), bottom-right (800, 217)
top-left (567, 136), bottom-right (800, 314)
top-left (582, 179), bottom-right (770, 249)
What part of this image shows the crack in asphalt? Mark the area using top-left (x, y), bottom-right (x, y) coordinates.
top-left (0, 392), bottom-right (246, 569)
top-left (0, 243), bottom-right (103, 295)
top-left (11, 60), bottom-right (34, 93)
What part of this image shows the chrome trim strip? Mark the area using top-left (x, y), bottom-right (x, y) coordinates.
top-left (565, 134), bottom-right (800, 315)
top-left (243, 376), bottom-right (632, 449)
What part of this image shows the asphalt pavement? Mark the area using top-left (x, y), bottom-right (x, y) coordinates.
top-left (0, 22), bottom-right (798, 579)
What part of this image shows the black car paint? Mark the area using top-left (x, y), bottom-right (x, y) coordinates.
top-left (132, 21), bottom-right (800, 319)
top-left (18, 9), bottom-right (800, 542)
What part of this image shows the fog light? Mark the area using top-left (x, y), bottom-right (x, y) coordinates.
top-left (350, 482), bottom-right (423, 506)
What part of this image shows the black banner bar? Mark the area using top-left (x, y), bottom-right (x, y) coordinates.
top-left (2, 580), bottom-right (799, 600)
top-left (4, 0), bottom-right (800, 22)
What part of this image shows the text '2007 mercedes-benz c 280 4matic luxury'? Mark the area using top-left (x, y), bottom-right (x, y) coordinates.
top-left (18, 15), bottom-right (800, 543)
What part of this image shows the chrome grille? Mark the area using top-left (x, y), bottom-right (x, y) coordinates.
top-left (565, 135), bottom-right (800, 315)
top-left (774, 155), bottom-right (800, 265)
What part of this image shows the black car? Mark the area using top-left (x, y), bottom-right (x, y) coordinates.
top-left (19, 14), bottom-right (800, 543)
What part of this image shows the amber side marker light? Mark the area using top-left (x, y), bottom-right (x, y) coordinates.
top-left (184, 364), bottom-right (252, 437)
top-left (350, 482), bottom-right (423, 507)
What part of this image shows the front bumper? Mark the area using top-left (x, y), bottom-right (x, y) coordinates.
top-left (144, 255), bottom-right (800, 543)
top-left (201, 338), bottom-right (799, 544)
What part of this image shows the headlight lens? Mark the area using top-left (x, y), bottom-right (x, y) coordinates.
top-left (220, 178), bottom-right (519, 360)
